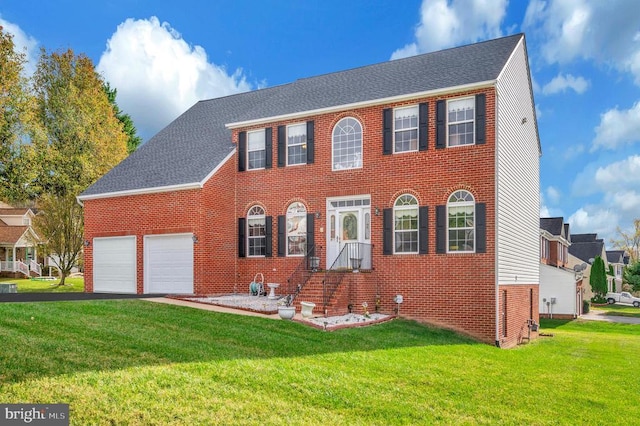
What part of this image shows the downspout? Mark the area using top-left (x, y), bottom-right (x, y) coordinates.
top-left (494, 88), bottom-right (501, 348)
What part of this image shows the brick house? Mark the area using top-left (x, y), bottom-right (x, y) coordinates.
top-left (79, 33), bottom-right (540, 348)
top-left (539, 217), bottom-right (582, 318)
top-left (0, 205), bottom-right (43, 278)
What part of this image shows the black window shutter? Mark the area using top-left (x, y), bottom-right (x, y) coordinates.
top-left (238, 131), bottom-right (246, 171)
top-left (277, 215), bottom-right (286, 257)
top-left (306, 121), bottom-right (315, 164)
top-left (306, 213), bottom-right (315, 255)
top-left (419, 103), bottom-right (429, 151)
top-left (383, 208), bottom-right (393, 255)
top-left (265, 128), bottom-right (273, 169)
top-left (265, 216), bottom-right (273, 257)
top-left (277, 125), bottom-right (286, 167)
top-left (436, 100), bottom-right (446, 149)
top-left (476, 203), bottom-right (486, 253)
top-left (476, 94), bottom-right (486, 145)
top-left (436, 205), bottom-right (446, 254)
top-left (383, 108), bottom-right (393, 155)
top-left (238, 218), bottom-right (246, 257)
top-left (419, 206), bottom-right (429, 254)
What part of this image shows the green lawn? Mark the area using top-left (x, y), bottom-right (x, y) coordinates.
top-left (0, 277), bottom-right (84, 293)
top-left (0, 301), bottom-right (639, 425)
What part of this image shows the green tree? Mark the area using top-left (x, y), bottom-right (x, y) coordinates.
top-left (104, 82), bottom-right (142, 153)
top-left (33, 193), bottom-right (83, 287)
top-left (0, 26), bottom-right (37, 203)
top-left (30, 48), bottom-right (128, 196)
top-left (611, 219), bottom-right (640, 264)
top-left (28, 48), bottom-right (129, 285)
top-left (623, 262), bottom-right (640, 293)
top-left (590, 256), bottom-right (608, 300)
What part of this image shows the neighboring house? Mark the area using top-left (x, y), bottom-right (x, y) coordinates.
top-left (79, 34), bottom-right (540, 348)
top-left (0, 206), bottom-right (43, 277)
top-left (568, 233), bottom-right (610, 300)
top-left (606, 250), bottom-right (628, 293)
top-left (539, 217), bottom-right (582, 318)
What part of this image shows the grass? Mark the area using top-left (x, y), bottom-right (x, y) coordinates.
top-left (0, 277), bottom-right (84, 293)
top-left (0, 301), bottom-right (639, 425)
top-left (591, 303), bottom-right (640, 318)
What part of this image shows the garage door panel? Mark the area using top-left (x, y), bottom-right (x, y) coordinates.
top-left (93, 236), bottom-right (136, 293)
top-left (145, 234), bottom-right (193, 294)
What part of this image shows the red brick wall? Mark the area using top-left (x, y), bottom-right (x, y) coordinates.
top-left (233, 89), bottom-right (503, 343)
top-left (83, 157), bottom-right (237, 294)
top-left (498, 284), bottom-right (539, 348)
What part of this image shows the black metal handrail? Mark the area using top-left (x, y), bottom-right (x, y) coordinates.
top-left (285, 244), bottom-right (317, 304)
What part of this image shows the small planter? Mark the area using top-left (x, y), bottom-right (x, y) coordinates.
top-left (300, 301), bottom-right (316, 318)
top-left (278, 306), bottom-right (296, 320)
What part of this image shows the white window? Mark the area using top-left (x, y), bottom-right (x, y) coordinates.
top-left (332, 117), bottom-right (362, 170)
top-left (394, 194), bottom-right (418, 253)
top-left (447, 190), bottom-right (475, 252)
top-left (448, 98), bottom-right (475, 147)
top-left (287, 202), bottom-right (307, 256)
top-left (22, 217), bottom-right (31, 225)
top-left (394, 106), bottom-right (418, 153)
top-left (247, 206), bottom-right (266, 257)
top-left (287, 123), bottom-right (307, 165)
top-left (247, 130), bottom-right (266, 170)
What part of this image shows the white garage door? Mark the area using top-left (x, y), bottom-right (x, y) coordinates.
top-left (93, 236), bottom-right (137, 293)
top-left (144, 234), bottom-right (194, 294)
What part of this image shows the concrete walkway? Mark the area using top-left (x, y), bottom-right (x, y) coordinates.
top-left (143, 297), bottom-right (282, 319)
top-left (581, 310), bottom-right (640, 324)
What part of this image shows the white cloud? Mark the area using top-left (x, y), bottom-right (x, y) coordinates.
top-left (97, 17), bottom-right (252, 139)
top-left (391, 0), bottom-right (507, 59)
top-left (593, 155), bottom-right (640, 188)
top-left (0, 16), bottom-right (39, 75)
top-left (592, 102), bottom-right (640, 151)
top-left (546, 186), bottom-right (561, 204)
top-left (542, 73), bottom-right (589, 95)
top-left (562, 143), bottom-right (585, 160)
top-left (568, 206), bottom-right (618, 239)
top-left (523, 0), bottom-right (640, 84)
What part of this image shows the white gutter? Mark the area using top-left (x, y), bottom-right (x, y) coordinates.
top-left (494, 87), bottom-right (501, 347)
top-left (225, 80), bottom-right (496, 129)
top-left (77, 149), bottom-right (236, 201)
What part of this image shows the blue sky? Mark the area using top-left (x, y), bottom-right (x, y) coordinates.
top-left (2, 0), bottom-right (640, 247)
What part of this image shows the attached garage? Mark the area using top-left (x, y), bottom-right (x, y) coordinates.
top-left (144, 233), bottom-right (194, 294)
top-left (93, 236), bottom-right (137, 293)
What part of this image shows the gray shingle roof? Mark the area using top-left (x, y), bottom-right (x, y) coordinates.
top-left (606, 250), bottom-right (625, 264)
top-left (569, 241), bottom-right (605, 264)
top-left (81, 34), bottom-right (524, 197)
top-left (540, 217), bottom-right (564, 236)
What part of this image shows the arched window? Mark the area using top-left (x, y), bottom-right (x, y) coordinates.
top-left (447, 190), bottom-right (475, 252)
top-left (394, 194), bottom-right (418, 253)
top-left (247, 205), bottom-right (266, 256)
top-left (332, 117), bottom-right (362, 170)
top-left (287, 202), bottom-right (307, 256)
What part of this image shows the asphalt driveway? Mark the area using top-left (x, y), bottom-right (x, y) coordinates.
top-left (0, 293), bottom-right (165, 303)
top-left (581, 310), bottom-right (640, 324)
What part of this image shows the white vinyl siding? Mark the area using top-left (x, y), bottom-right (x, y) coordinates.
top-left (496, 39), bottom-right (540, 286)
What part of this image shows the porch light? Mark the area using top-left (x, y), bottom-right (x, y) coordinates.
top-left (192, 235), bottom-right (198, 243)
top-left (374, 207), bottom-right (380, 216)
top-left (83, 240), bottom-right (91, 247)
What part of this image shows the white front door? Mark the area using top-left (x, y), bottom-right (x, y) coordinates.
top-left (326, 196), bottom-right (371, 269)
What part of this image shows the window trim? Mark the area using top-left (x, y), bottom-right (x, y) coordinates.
top-left (446, 96), bottom-right (475, 148)
top-left (286, 202), bottom-right (307, 257)
top-left (247, 129), bottom-right (266, 170)
top-left (332, 117), bottom-right (363, 171)
top-left (393, 105), bottom-right (419, 154)
top-left (446, 190), bottom-right (476, 253)
top-left (247, 205), bottom-right (266, 257)
top-left (286, 123), bottom-right (307, 167)
top-left (393, 194), bottom-right (419, 254)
